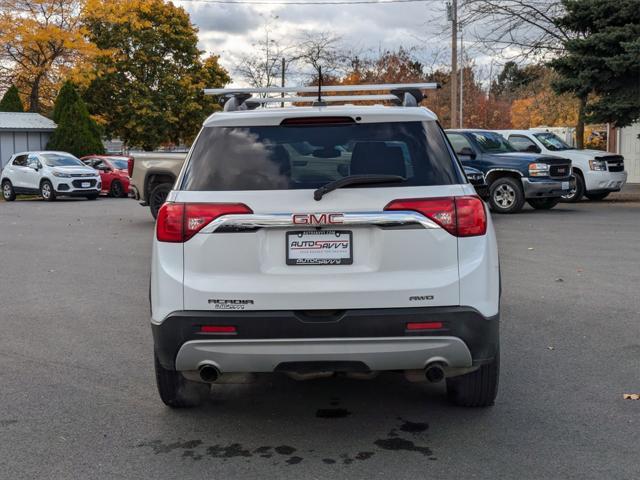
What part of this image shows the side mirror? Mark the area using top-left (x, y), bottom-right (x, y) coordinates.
top-left (98, 165), bottom-right (111, 172)
top-left (458, 147), bottom-right (476, 159)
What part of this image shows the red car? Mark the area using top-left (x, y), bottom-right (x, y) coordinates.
top-left (81, 155), bottom-right (132, 198)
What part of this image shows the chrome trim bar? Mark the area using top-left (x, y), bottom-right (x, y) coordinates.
top-left (200, 211), bottom-right (440, 234)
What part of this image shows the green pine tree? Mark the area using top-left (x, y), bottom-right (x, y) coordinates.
top-left (0, 85), bottom-right (24, 112)
top-left (47, 81), bottom-right (104, 157)
top-left (551, 0), bottom-right (640, 146)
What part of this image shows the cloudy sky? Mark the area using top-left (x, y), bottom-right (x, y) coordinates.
top-left (175, 0), bottom-right (489, 86)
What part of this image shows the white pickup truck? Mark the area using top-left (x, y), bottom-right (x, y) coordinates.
top-left (494, 129), bottom-right (627, 202)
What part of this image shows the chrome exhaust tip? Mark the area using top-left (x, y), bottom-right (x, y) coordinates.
top-left (425, 363), bottom-right (445, 383)
top-left (198, 364), bottom-right (220, 383)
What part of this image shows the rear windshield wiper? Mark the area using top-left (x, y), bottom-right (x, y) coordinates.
top-left (313, 174), bottom-right (406, 201)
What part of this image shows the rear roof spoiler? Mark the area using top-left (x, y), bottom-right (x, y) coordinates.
top-left (204, 83), bottom-right (441, 112)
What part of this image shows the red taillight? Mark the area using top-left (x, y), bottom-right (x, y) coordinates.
top-left (127, 157), bottom-right (134, 177)
top-left (455, 196), bottom-right (487, 237)
top-left (200, 325), bottom-right (236, 333)
top-left (384, 195), bottom-right (486, 237)
top-left (281, 116), bottom-right (356, 125)
top-left (156, 203), bottom-right (253, 242)
top-left (385, 197), bottom-right (457, 235)
top-left (156, 203), bottom-right (184, 242)
top-left (406, 322), bottom-right (444, 330)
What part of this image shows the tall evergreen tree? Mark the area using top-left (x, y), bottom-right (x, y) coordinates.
top-left (0, 85), bottom-right (24, 112)
top-left (47, 81), bottom-right (104, 157)
top-left (551, 0), bottom-right (640, 146)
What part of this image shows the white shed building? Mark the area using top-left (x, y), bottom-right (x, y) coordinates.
top-left (0, 112), bottom-right (56, 169)
top-left (617, 123), bottom-right (640, 183)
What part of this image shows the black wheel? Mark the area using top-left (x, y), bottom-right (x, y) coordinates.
top-left (2, 180), bottom-right (16, 201)
top-left (40, 180), bottom-right (56, 202)
top-left (109, 181), bottom-right (124, 198)
top-left (527, 198), bottom-right (560, 210)
top-left (488, 177), bottom-right (525, 214)
top-left (561, 173), bottom-right (584, 203)
top-left (154, 353), bottom-right (209, 408)
top-left (86, 194), bottom-right (98, 200)
top-left (585, 192), bottom-right (610, 201)
top-left (149, 183), bottom-right (172, 219)
top-left (446, 350), bottom-right (499, 407)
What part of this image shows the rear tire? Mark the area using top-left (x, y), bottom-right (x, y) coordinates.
top-left (154, 353), bottom-right (209, 408)
top-left (40, 180), bottom-right (56, 202)
top-left (2, 180), bottom-right (16, 201)
top-left (585, 192), bottom-right (610, 201)
top-left (446, 350), bottom-right (499, 407)
top-left (561, 173), bottom-right (584, 203)
top-left (149, 183), bottom-right (172, 219)
top-left (527, 198), bottom-right (560, 210)
top-left (489, 177), bottom-right (525, 214)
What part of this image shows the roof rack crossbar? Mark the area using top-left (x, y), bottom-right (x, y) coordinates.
top-left (210, 83), bottom-right (441, 111)
top-left (205, 82), bottom-right (439, 96)
top-left (245, 94), bottom-right (399, 104)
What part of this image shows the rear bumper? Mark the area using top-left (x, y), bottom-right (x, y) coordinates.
top-left (522, 176), bottom-right (574, 198)
top-left (152, 306), bottom-right (499, 373)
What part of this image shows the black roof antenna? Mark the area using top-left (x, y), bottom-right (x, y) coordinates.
top-left (313, 66), bottom-right (327, 107)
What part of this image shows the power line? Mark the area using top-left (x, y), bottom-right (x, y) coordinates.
top-left (177, 0), bottom-right (439, 5)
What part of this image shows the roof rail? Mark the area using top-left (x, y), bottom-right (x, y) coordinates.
top-left (205, 83), bottom-right (440, 112)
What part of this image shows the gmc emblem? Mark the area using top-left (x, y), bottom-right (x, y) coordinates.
top-left (292, 213), bottom-right (345, 225)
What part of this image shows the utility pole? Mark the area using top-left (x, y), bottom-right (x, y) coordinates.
top-left (448, 0), bottom-right (458, 129)
top-left (459, 25), bottom-right (463, 128)
top-left (281, 57), bottom-right (285, 108)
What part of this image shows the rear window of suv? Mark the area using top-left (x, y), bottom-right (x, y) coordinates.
top-left (180, 121), bottom-right (461, 191)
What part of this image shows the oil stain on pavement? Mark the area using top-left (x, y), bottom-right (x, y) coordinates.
top-left (136, 415), bottom-right (433, 465)
top-left (137, 416), bottom-right (436, 466)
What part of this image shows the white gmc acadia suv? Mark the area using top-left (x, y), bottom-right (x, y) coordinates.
top-left (2, 151), bottom-right (101, 201)
top-left (150, 84), bottom-right (501, 409)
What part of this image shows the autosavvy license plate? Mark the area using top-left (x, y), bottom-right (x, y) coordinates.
top-left (286, 230), bottom-right (353, 265)
top-left (81, 182), bottom-right (90, 188)
top-left (562, 181), bottom-right (569, 190)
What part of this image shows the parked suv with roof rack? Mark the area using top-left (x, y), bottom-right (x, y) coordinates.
top-left (493, 129), bottom-right (627, 202)
top-left (446, 129), bottom-right (574, 213)
top-left (2, 151), bottom-right (101, 201)
top-left (151, 83), bottom-right (500, 409)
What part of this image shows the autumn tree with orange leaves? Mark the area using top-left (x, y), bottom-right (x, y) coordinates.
top-left (0, 0), bottom-right (101, 112)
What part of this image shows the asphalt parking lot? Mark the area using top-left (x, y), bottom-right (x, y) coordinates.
top-left (1, 197), bottom-right (639, 479)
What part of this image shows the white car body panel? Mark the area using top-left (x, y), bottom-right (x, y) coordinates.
top-left (178, 185), bottom-right (462, 314)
